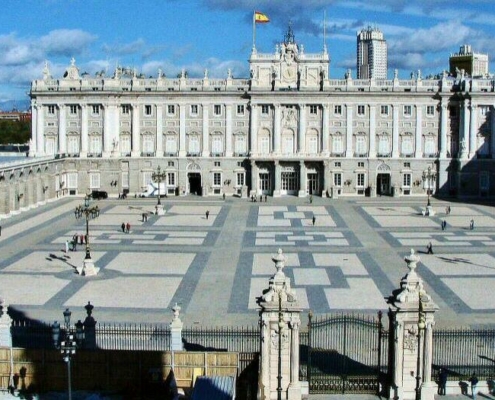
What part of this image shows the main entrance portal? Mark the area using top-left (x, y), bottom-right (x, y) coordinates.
top-left (188, 173), bottom-right (202, 195)
top-left (377, 173), bottom-right (391, 196)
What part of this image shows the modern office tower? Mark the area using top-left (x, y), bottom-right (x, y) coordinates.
top-left (449, 45), bottom-right (489, 77)
top-left (357, 26), bottom-right (388, 79)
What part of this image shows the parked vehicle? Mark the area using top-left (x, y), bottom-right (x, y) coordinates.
top-left (140, 182), bottom-right (167, 198)
top-left (91, 190), bottom-right (108, 200)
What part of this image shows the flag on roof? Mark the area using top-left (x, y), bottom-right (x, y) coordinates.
top-left (254, 11), bottom-right (270, 23)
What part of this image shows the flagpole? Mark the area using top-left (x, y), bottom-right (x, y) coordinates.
top-left (252, 11), bottom-right (256, 50)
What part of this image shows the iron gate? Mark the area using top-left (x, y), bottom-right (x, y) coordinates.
top-left (304, 312), bottom-right (389, 394)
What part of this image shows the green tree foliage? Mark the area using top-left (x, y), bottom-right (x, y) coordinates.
top-left (0, 120), bottom-right (31, 144)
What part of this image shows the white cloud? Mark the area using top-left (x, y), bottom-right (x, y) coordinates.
top-left (40, 29), bottom-right (97, 57)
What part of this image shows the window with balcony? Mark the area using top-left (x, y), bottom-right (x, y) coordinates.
top-left (213, 172), bottom-right (222, 187)
top-left (334, 173), bottom-right (342, 186)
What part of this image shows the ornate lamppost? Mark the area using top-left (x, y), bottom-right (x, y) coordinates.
top-left (422, 166), bottom-right (436, 209)
top-left (52, 308), bottom-right (84, 400)
top-left (415, 296), bottom-right (426, 400)
top-left (75, 194), bottom-right (100, 276)
top-left (152, 166), bottom-right (167, 215)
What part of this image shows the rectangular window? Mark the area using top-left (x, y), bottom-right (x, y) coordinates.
top-left (335, 161), bottom-right (341, 168)
top-left (167, 105), bottom-right (175, 115)
top-left (358, 162), bottom-right (364, 168)
top-left (404, 105), bottom-right (412, 116)
top-left (357, 105), bottom-right (365, 116)
top-left (145, 105), bottom-right (152, 116)
top-left (89, 173), bottom-right (100, 189)
top-left (426, 105), bottom-right (435, 116)
top-left (236, 172), bottom-right (245, 186)
top-left (404, 162), bottom-right (411, 168)
top-left (214, 105), bottom-right (221, 116)
top-left (212, 136), bottom-right (223, 154)
top-left (357, 173), bottom-right (365, 187)
top-left (168, 161), bottom-right (174, 167)
top-left (69, 105), bottom-right (78, 115)
top-left (122, 171), bottom-right (129, 188)
top-left (214, 161), bottom-right (221, 167)
top-left (92, 105), bottom-right (100, 115)
top-left (403, 173), bottom-right (411, 187)
top-left (381, 105), bottom-right (389, 115)
top-left (167, 172), bottom-right (175, 186)
top-left (122, 105), bottom-right (130, 114)
top-left (191, 105), bottom-right (199, 115)
top-left (48, 105), bottom-right (56, 115)
top-left (213, 172), bottom-right (222, 186)
top-left (261, 105), bottom-right (270, 115)
top-left (310, 105), bottom-right (318, 115)
top-left (334, 173), bottom-right (342, 186)
top-left (355, 136), bottom-right (366, 154)
top-left (237, 105), bottom-right (245, 115)
top-left (334, 105), bottom-right (342, 115)
top-left (67, 173), bottom-right (78, 189)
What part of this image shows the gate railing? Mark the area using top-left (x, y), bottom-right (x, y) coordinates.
top-left (432, 327), bottom-right (495, 381)
top-left (304, 311), bottom-right (388, 395)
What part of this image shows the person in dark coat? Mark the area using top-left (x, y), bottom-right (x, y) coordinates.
top-left (438, 368), bottom-right (447, 395)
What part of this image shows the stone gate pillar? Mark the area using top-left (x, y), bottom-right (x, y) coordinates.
top-left (258, 249), bottom-right (302, 400)
top-left (388, 249), bottom-right (438, 400)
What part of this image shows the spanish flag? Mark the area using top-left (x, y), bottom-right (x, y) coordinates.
top-left (254, 11), bottom-right (270, 23)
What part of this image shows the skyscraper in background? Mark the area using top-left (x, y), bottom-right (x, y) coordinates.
top-left (449, 45), bottom-right (489, 77)
top-left (357, 26), bottom-right (387, 79)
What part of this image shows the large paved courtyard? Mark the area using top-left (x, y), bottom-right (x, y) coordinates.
top-left (0, 195), bottom-right (494, 328)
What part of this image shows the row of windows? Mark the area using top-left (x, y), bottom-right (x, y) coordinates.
top-left (47, 103), bottom-right (439, 118)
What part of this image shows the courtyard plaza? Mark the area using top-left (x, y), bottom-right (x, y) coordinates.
top-left (0, 195), bottom-right (494, 328)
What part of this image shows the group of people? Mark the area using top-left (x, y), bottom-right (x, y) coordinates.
top-left (250, 194), bottom-right (268, 202)
top-left (65, 233), bottom-right (87, 252)
top-left (438, 369), bottom-right (479, 399)
top-left (121, 222), bottom-right (131, 233)
top-left (74, 205), bottom-right (99, 219)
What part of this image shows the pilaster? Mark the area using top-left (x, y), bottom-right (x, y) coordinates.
top-left (392, 105), bottom-right (400, 157)
top-left (58, 105), bottom-right (67, 155)
top-left (469, 103), bottom-right (477, 159)
top-left (439, 102), bottom-right (448, 158)
top-left (345, 105), bottom-right (353, 157)
top-left (202, 104), bottom-right (209, 157)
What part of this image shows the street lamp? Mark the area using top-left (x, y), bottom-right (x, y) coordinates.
top-left (415, 296), bottom-right (426, 400)
top-left (52, 308), bottom-right (85, 400)
top-left (75, 194), bottom-right (100, 276)
top-left (421, 166), bottom-right (436, 207)
top-left (151, 166), bottom-right (167, 206)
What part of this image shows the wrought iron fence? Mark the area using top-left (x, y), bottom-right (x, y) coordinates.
top-left (11, 320), bottom-right (54, 349)
top-left (95, 323), bottom-right (171, 351)
top-left (432, 328), bottom-right (495, 381)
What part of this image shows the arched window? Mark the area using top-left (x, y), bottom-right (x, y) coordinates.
top-left (424, 134), bottom-right (436, 155)
top-left (401, 133), bottom-right (414, 155)
top-left (377, 134), bottom-right (390, 156)
top-left (332, 133), bottom-right (343, 154)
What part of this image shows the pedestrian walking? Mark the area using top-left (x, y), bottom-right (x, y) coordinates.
top-left (470, 219), bottom-right (475, 230)
top-left (441, 220), bottom-right (446, 231)
top-left (427, 242), bottom-right (434, 254)
top-left (223, 193), bottom-right (226, 200)
top-left (448, 205), bottom-right (451, 214)
top-left (121, 222), bottom-right (125, 233)
top-left (126, 222), bottom-right (131, 233)
top-left (438, 368), bottom-right (447, 396)
top-left (469, 372), bottom-right (478, 399)
top-left (206, 210), bottom-right (210, 220)
top-left (65, 240), bottom-right (69, 254)
top-left (310, 195), bottom-right (313, 204)
top-left (79, 234), bottom-right (84, 245)
top-left (312, 215), bottom-right (316, 226)
top-left (0, 225), bottom-right (2, 236)
top-left (264, 195), bottom-right (267, 202)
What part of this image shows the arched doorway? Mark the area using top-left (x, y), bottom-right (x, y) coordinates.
top-left (187, 162), bottom-right (202, 195)
top-left (376, 163), bottom-right (391, 196)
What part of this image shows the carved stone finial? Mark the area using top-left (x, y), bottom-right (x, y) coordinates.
top-left (272, 248), bottom-right (286, 275)
top-left (172, 302), bottom-right (181, 321)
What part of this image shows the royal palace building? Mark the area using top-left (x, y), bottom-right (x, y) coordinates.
top-left (7, 26), bottom-right (493, 213)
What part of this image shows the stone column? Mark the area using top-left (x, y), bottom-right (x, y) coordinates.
top-left (179, 104), bottom-right (187, 157)
top-left (460, 100), bottom-right (470, 159)
top-left (345, 105), bottom-right (353, 157)
top-left (490, 105), bottom-right (495, 157)
top-left (102, 104), bottom-right (112, 157)
top-left (250, 104), bottom-right (258, 156)
top-left (298, 105), bottom-right (306, 154)
top-left (225, 104), bottom-right (233, 157)
top-left (298, 161), bottom-right (306, 197)
top-left (170, 303), bottom-right (183, 351)
top-left (273, 161), bottom-right (282, 197)
top-left (257, 249), bottom-right (302, 400)
top-left (439, 102), bottom-right (448, 158)
top-left (469, 103), bottom-right (477, 159)
top-left (202, 104), bottom-right (209, 157)
top-left (131, 103), bottom-right (141, 157)
top-left (0, 299), bottom-right (12, 348)
top-left (58, 105), bottom-right (67, 155)
top-left (250, 160), bottom-right (258, 197)
top-left (80, 105), bottom-right (89, 157)
top-left (415, 105), bottom-right (423, 158)
top-left (392, 105), bottom-right (400, 157)
top-left (369, 105), bottom-right (376, 157)
top-left (322, 104), bottom-right (330, 155)
top-left (156, 104), bottom-right (163, 157)
top-left (29, 102), bottom-right (38, 156)
top-left (274, 104), bottom-right (281, 155)
top-left (37, 104), bottom-right (45, 156)
top-left (388, 249), bottom-right (438, 400)
top-left (323, 160), bottom-right (330, 197)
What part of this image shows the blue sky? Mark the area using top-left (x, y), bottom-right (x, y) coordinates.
top-left (0, 0), bottom-right (494, 106)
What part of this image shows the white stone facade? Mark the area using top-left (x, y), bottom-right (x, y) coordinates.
top-left (23, 28), bottom-right (495, 201)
